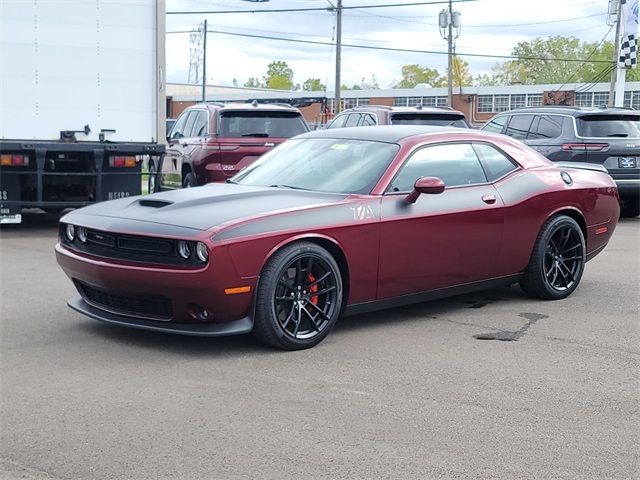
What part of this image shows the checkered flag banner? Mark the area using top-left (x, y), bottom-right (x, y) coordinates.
top-left (619, 0), bottom-right (639, 68)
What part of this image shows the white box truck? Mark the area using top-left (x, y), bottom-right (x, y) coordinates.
top-left (0, 0), bottom-right (166, 223)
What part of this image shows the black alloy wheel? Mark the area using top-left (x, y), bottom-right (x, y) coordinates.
top-left (253, 242), bottom-right (343, 350)
top-left (182, 171), bottom-right (196, 188)
top-left (520, 215), bottom-right (585, 300)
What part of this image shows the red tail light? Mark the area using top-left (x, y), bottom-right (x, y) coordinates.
top-left (109, 156), bottom-right (137, 167)
top-left (562, 143), bottom-right (608, 151)
top-left (0, 154), bottom-right (29, 166)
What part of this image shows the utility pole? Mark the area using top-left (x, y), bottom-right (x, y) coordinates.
top-left (334, 0), bottom-right (342, 115)
top-left (439, 1), bottom-right (460, 107)
top-left (202, 19), bottom-right (207, 102)
top-left (608, 0), bottom-right (623, 107)
top-left (447, 0), bottom-right (453, 108)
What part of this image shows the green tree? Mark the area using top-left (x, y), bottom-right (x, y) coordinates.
top-left (395, 64), bottom-right (446, 88)
top-left (302, 78), bottom-right (326, 91)
top-left (357, 75), bottom-right (380, 90)
top-left (244, 77), bottom-right (263, 88)
top-left (451, 56), bottom-right (472, 88)
top-left (263, 60), bottom-right (295, 90)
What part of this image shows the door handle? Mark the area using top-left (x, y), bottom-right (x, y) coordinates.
top-left (481, 194), bottom-right (496, 204)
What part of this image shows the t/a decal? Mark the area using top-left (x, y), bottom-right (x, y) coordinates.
top-left (350, 204), bottom-right (374, 221)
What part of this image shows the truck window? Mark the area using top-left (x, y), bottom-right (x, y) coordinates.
top-left (169, 111), bottom-right (191, 140)
top-left (190, 111), bottom-right (209, 138)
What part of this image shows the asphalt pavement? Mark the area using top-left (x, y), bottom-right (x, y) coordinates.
top-left (1, 211), bottom-right (638, 480)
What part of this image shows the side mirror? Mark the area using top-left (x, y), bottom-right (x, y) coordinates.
top-left (405, 177), bottom-right (445, 203)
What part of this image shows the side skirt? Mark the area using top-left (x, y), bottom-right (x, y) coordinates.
top-left (344, 274), bottom-right (522, 317)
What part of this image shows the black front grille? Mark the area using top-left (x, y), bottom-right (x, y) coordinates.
top-left (76, 281), bottom-right (173, 319)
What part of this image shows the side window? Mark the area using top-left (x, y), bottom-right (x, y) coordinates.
top-left (169, 111), bottom-right (191, 140)
top-left (482, 116), bottom-right (507, 133)
top-left (359, 114), bottom-right (376, 126)
top-left (389, 143), bottom-right (487, 192)
top-left (530, 115), bottom-right (563, 139)
top-left (182, 111), bottom-right (198, 138)
top-left (472, 143), bottom-right (518, 182)
top-left (327, 114), bottom-right (348, 129)
top-left (504, 115), bottom-right (534, 140)
top-left (344, 114), bottom-right (361, 127)
top-left (190, 110), bottom-right (209, 138)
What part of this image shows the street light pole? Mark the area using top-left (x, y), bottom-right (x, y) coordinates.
top-left (447, 0), bottom-right (453, 108)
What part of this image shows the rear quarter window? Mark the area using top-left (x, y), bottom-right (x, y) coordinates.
top-left (576, 115), bottom-right (640, 139)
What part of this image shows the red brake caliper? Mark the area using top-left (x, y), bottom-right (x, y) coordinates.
top-left (307, 274), bottom-right (319, 305)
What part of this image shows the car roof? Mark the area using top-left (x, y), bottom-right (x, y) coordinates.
top-left (341, 104), bottom-right (466, 116)
top-left (297, 125), bottom-right (483, 143)
top-left (495, 106), bottom-right (637, 117)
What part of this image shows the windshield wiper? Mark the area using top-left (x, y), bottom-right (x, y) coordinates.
top-left (269, 184), bottom-right (308, 190)
top-left (241, 132), bottom-right (269, 137)
top-left (606, 133), bottom-right (629, 137)
top-left (225, 179), bottom-right (236, 184)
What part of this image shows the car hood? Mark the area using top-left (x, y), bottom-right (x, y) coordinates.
top-left (61, 183), bottom-right (349, 233)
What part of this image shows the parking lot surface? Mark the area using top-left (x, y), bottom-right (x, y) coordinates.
top-left (1, 212), bottom-right (638, 480)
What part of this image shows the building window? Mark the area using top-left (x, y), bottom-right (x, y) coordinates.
top-left (632, 91), bottom-right (640, 109)
top-left (422, 97), bottom-right (437, 107)
top-left (436, 97), bottom-right (448, 107)
top-left (357, 98), bottom-right (370, 106)
top-left (394, 97), bottom-right (408, 107)
top-left (593, 92), bottom-right (609, 107)
top-left (494, 95), bottom-right (509, 112)
top-left (510, 94), bottom-right (526, 109)
top-left (478, 95), bottom-right (493, 113)
top-left (527, 94), bottom-right (542, 107)
top-left (344, 98), bottom-right (358, 109)
top-left (407, 96), bottom-right (422, 107)
top-left (576, 92), bottom-right (593, 107)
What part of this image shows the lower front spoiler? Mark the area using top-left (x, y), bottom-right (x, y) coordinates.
top-left (68, 295), bottom-right (254, 337)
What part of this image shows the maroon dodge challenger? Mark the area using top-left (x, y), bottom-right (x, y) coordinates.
top-left (56, 126), bottom-right (619, 350)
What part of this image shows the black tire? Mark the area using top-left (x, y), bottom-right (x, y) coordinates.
top-left (520, 215), bottom-right (586, 300)
top-left (252, 242), bottom-right (344, 350)
top-left (147, 160), bottom-right (157, 194)
top-left (182, 171), bottom-right (196, 188)
top-left (620, 197), bottom-right (639, 218)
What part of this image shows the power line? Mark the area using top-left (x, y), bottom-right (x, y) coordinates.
top-left (165, 28), bottom-right (615, 64)
top-left (166, 0), bottom-right (478, 15)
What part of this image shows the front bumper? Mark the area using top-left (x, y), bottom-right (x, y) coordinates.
top-left (68, 296), bottom-right (253, 336)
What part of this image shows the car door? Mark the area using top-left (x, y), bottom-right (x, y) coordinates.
top-left (160, 110), bottom-right (194, 190)
top-left (378, 142), bottom-right (505, 299)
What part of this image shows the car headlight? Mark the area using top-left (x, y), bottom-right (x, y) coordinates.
top-left (77, 226), bottom-right (87, 243)
top-left (196, 242), bottom-right (208, 262)
top-left (177, 240), bottom-right (191, 259)
top-left (65, 224), bottom-right (75, 241)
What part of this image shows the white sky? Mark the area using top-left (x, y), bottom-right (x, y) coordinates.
top-left (165, 0), bottom-right (614, 89)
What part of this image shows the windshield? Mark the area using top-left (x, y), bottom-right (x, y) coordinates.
top-left (219, 111), bottom-right (308, 138)
top-left (391, 113), bottom-right (468, 128)
top-left (577, 115), bottom-right (640, 138)
top-left (233, 138), bottom-right (400, 194)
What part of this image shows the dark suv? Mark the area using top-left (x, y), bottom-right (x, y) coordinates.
top-left (482, 106), bottom-right (640, 217)
top-left (153, 102), bottom-right (309, 190)
top-left (326, 105), bottom-right (470, 129)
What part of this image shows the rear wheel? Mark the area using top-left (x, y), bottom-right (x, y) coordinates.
top-left (147, 160), bottom-right (157, 194)
top-left (182, 171), bottom-right (196, 188)
top-left (520, 215), bottom-right (585, 300)
top-left (252, 242), bottom-right (343, 350)
top-left (620, 197), bottom-right (639, 218)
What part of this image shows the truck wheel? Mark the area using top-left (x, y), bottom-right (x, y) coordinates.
top-left (182, 172), bottom-right (196, 188)
top-left (147, 161), bottom-right (157, 194)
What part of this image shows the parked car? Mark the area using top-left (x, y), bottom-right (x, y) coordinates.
top-left (165, 118), bottom-right (176, 136)
top-left (481, 106), bottom-right (640, 217)
top-left (326, 105), bottom-right (470, 129)
top-left (152, 102), bottom-right (309, 191)
top-left (56, 126), bottom-right (619, 350)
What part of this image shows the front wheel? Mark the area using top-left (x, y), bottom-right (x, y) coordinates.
top-left (147, 160), bottom-right (157, 194)
top-left (182, 171), bottom-right (196, 188)
top-left (252, 242), bottom-right (343, 350)
top-left (520, 215), bottom-right (585, 300)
